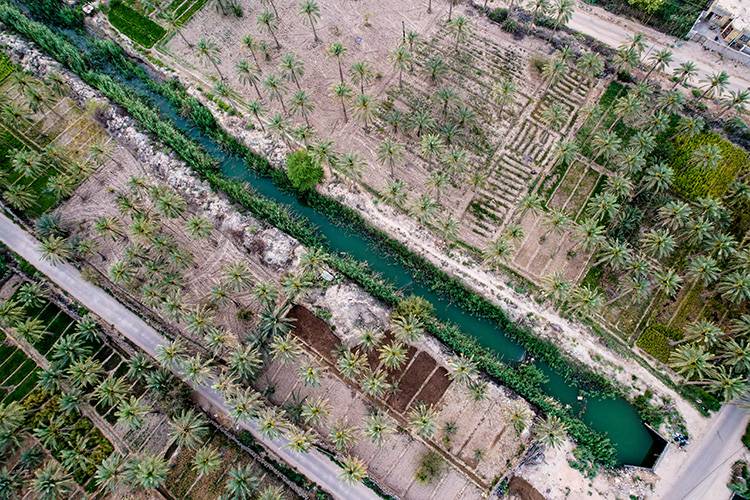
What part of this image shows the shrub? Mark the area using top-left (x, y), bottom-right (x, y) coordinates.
top-left (415, 451), bottom-right (443, 484)
top-left (636, 323), bottom-right (678, 363)
top-left (670, 131), bottom-right (749, 199)
top-left (743, 422), bottom-right (750, 451)
top-left (501, 18), bottom-right (520, 33)
top-left (107, 0), bottom-right (166, 48)
top-left (286, 150), bottom-right (323, 192)
top-left (488, 7), bottom-right (508, 23)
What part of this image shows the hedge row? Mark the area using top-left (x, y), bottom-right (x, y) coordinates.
top-left (107, 0), bottom-right (166, 48)
top-left (0, 3), bottom-right (624, 466)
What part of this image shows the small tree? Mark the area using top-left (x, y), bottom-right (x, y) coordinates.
top-left (286, 150), bottom-right (323, 191)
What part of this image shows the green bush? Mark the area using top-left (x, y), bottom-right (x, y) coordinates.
top-left (501, 18), bottom-right (519, 33)
top-left (286, 150), bottom-right (323, 192)
top-left (669, 131), bottom-right (749, 199)
top-left (636, 323), bottom-right (677, 363)
top-left (107, 0), bottom-right (166, 48)
top-left (415, 451), bottom-right (444, 484)
top-left (488, 7), bottom-right (508, 23)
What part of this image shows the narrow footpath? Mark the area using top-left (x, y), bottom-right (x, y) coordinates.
top-left (0, 211), bottom-right (378, 500)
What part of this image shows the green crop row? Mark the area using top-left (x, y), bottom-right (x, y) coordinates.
top-left (636, 323), bottom-right (680, 363)
top-left (108, 0), bottom-right (166, 48)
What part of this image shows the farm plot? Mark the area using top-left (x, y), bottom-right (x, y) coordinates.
top-left (510, 157), bottom-right (604, 283)
top-left (161, 0), bottom-right (594, 249)
top-left (254, 302), bottom-right (531, 496)
top-left (55, 142), bottom-right (282, 352)
top-left (0, 61), bottom-right (111, 217)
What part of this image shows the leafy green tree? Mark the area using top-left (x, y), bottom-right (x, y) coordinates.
top-left (285, 150), bottom-right (322, 192)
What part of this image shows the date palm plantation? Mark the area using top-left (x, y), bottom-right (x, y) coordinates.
top-left (1, 0), bottom-right (749, 498)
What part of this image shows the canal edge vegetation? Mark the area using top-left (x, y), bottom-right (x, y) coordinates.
top-left (0, 0), bottom-right (674, 468)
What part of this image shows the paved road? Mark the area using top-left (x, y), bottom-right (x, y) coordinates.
top-left (567, 1), bottom-right (750, 93)
top-left (657, 404), bottom-right (748, 500)
top-left (0, 212), bottom-right (377, 500)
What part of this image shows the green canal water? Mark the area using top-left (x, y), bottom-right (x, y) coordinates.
top-left (63, 25), bottom-right (659, 464)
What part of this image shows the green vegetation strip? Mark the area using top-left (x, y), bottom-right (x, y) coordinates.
top-left (107, 0), bottom-right (166, 48)
top-left (0, 2), bottom-right (632, 466)
top-left (0, 51), bottom-right (13, 82)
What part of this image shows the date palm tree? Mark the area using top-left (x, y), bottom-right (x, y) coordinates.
top-left (280, 53), bottom-right (305, 90)
top-left (447, 354), bottom-right (478, 386)
top-left (330, 420), bottom-right (357, 451)
top-left (257, 10), bottom-right (281, 49)
top-left (382, 179), bottom-right (407, 207)
top-left (350, 61), bottom-right (373, 94)
top-left (4, 185), bottom-right (35, 211)
top-left (505, 402), bottom-right (532, 435)
top-left (640, 228), bottom-right (676, 259)
top-left (637, 162), bottom-right (673, 196)
top-left (332, 82), bottom-right (353, 123)
top-left (419, 133), bottom-right (444, 170)
top-left (361, 368), bottom-right (390, 398)
top-left (669, 343), bottom-right (715, 379)
top-left (32, 462), bottom-right (74, 500)
top-left (671, 61), bottom-right (698, 89)
top-left (94, 375), bottom-right (128, 407)
top-left (224, 464), bottom-right (260, 499)
top-left (258, 407), bottom-right (287, 439)
top-left (483, 237), bottom-right (512, 269)
top-left (95, 453), bottom-right (125, 493)
top-left (720, 89), bottom-right (750, 118)
top-left (364, 412), bottom-right (393, 445)
top-left (236, 60), bottom-right (263, 99)
top-left (169, 409), bottom-right (209, 450)
top-left (535, 415), bottom-right (567, 449)
top-left (116, 395), bottom-right (151, 430)
top-left (389, 45), bottom-right (412, 89)
top-left (686, 255), bottom-right (721, 286)
top-left (699, 71), bottom-right (730, 101)
top-left (288, 429), bottom-right (315, 453)
top-left (335, 152), bottom-right (364, 184)
top-left (448, 16), bottom-right (470, 51)
top-left (377, 138), bottom-right (403, 179)
top-left (192, 445), bottom-right (221, 478)
top-left (425, 56), bottom-right (447, 84)
top-left (327, 42), bottom-right (347, 83)
top-left (301, 395), bottom-right (330, 425)
top-left (126, 455), bottom-right (169, 490)
top-left (492, 79), bottom-right (516, 121)
top-left (642, 48), bottom-right (673, 82)
top-left (263, 73), bottom-right (287, 114)
top-left (654, 267), bottom-right (683, 298)
top-left (568, 285), bottom-right (603, 319)
top-left (408, 402), bottom-right (438, 438)
top-left (242, 35), bottom-right (262, 72)
top-left (270, 332), bottom-right (302, 362)
top-left (195, 38), bottom-right (224, 80)
top-left (553, 0), bottom-right (575, 30)
top-left (378, 340), bottom-right (407, 370)
top-left (340, 455), bottom-right (367, 484)
top-left (299, 0), bottom-right (321, 42)
top-left (352, 93), bottom-right (375, 129)
top-left (11, 149), bottom-right (43, 178)
top-left (39, 235), bottom-right (71, 265)
top-left (717, 271), bottom-right (750, 304)
top-left (161, 9), bottom-right (192, 48)
top-left (291, 89), bottom-right (315, 127)
top-left (692, 143), bottom-right (723, 171)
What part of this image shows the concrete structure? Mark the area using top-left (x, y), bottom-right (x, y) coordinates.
top-left (691, 0), bottom-right (750, 56)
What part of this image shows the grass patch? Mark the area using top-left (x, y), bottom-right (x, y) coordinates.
top-left (108, 0), bottom-right (166, 48)
top-left (636, 323), bottom-right (681, 363)
top-left (0, 51), bottom-right (13, 83)
top-left (175, 0), bottom-right (208, 25)
top-left (669, 131), bottom-right (749, 199)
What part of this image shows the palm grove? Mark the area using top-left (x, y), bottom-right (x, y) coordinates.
top-left (181, 0), bottom-right (750, 408)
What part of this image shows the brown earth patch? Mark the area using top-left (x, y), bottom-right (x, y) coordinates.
top-left (508, 476), bottom-right (546, 500)
top-left (387, 351), bottom-right (436, 413)
top-left (413, 366), bottom-right (451, 408)
top-left (287, 304), bottom-right (340, 359)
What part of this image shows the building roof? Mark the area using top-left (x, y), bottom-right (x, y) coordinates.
top-left (714, 0), bottom-right (750, 32)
